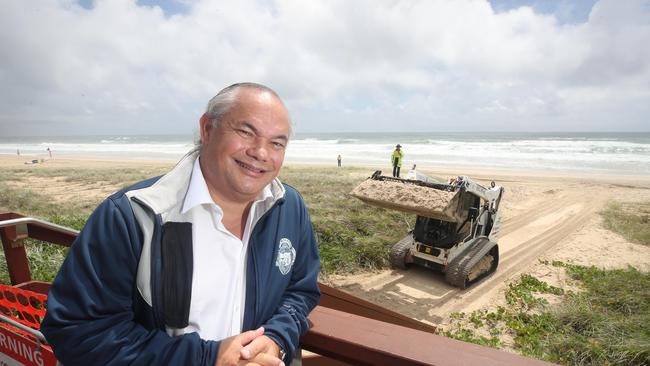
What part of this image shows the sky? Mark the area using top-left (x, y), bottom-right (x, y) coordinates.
top-left (1, 0), bottom-right (649, 136)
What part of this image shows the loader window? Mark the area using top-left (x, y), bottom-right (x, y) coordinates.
top-left (452, 193), bottom-right (480, 224)
top-left (452, 193), bottom-right (480, 239)
top-left (413, 216), bottom-right (459, 249)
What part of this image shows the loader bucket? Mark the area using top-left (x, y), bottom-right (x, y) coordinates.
top-left (350, 177), bottom-right (469, 222)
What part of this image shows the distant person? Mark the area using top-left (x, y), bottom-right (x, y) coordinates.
top-left (16, 149), bottom-right (20, 156)
top-left (406, 164), bottom-right (417, 180)
top-left (391, 144), bottom-right (403, 177)
top-left (46, 147), bottom-right (52, 158)
top-left (337, 154), bottom-right (342, 167)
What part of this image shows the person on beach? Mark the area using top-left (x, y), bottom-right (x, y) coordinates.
top-left (391, 144), bottom-right (403, 177)
top-left (406, 164), bottom-right (417, 180)
top-left (337, 154), bottom-right (342, 167)
top-left (46, 147), bottom-right (52, 158)
top-left (42, 83), bottom-right (321, 366)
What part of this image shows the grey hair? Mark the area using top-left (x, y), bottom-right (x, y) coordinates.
top-left (205, 82), bottom-right (292, 133)
top-left (195, 83), bottom-right (293, 148)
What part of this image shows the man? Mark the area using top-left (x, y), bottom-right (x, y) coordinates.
top-left (337, 154), bottom-right (341, 167)
top-left (42, 83), bottom-right (321, 366)
top-left (391, 144), bottom-right (403, 177)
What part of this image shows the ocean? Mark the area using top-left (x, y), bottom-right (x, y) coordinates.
top-left (1, 132), bottom-right (649, 175)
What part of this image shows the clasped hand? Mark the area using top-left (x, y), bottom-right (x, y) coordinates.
top-left (215, 327), bottom-right (285, 366)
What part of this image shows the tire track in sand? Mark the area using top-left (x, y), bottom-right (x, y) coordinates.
top-left (437, 189), bottom-right (605, 315)
top-left (499, 191), bottom-right (571, 234)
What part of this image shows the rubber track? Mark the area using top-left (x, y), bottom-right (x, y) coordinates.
top-left (445, 238), bottom-right (496, 289)
top-left (389, 234), bottom-right (413, 269)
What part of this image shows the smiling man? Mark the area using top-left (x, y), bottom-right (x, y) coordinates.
top-left (42, 83), bottom-right (321, 366)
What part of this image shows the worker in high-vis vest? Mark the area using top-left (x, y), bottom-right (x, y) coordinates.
top-left (391, 144), bottom-right (403, 177)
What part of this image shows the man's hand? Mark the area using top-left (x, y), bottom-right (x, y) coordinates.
top-left (215, 327), bottom-right (271, 366)
top-left (240, 335), bottom-right (284, 366)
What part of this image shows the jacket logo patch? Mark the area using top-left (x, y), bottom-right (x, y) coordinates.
top-left (275, 238), bottom-right (296, 276)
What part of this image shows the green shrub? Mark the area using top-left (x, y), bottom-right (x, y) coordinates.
top-left (443, 266), bottom-right (650, 366)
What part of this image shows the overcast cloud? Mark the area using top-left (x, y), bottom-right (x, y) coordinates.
top-left (1, 0), bottom-right (649, 135)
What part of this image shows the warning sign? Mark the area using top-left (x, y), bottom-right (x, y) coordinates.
top-left (0, 327), bottom-right (56, 366)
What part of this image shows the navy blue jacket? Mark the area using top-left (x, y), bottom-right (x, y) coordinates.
top-left (42, 151), bottom-right (321, 365)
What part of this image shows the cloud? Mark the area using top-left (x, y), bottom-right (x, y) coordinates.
top-left (1, 0), bottom-right (649, 135)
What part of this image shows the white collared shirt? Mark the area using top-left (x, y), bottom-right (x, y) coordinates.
top-left (165, 157), bottom-right (275, 341)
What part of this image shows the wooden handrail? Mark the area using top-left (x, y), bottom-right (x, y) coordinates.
top-left (318, 283), bottom-right (438, 334)
top-left (0, 213), bottom-right (76, 286)
top-left (301, 306), bottom-right (555, 365)
top-left (0, 217), bottom-right (79, 237)
top-left (0, 212), bottom-right (557, 365)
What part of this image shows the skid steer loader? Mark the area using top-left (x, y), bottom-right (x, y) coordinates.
top-left (350, 171), bottom-right (504, 289)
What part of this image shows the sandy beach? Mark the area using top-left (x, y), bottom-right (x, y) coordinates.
top-left (2, 154), bottom-right (650, 329)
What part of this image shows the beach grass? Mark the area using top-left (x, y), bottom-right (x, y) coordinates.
top-left (544, 264), bottom-right (650, 366)
top-left (443, 263), bottom-right (650, 365)
top-left (0, 166), bottom-right (170, 189)
top-left (0, 182), bottom-right (60, 217)
top-left (14, 166), bottom-right (169, 186)
top-left (601, 201), bottom-right (650, 246)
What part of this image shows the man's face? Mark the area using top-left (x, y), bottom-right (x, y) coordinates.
top-left (199, 89), bottom-right (290, 204)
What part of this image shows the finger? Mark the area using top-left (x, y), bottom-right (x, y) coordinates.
top-left (241, 334), bottom-right (281, 361)
top-left (239, 327), bottom-right (265, 347)
top-left (240, 337), bottom-right (265, 360)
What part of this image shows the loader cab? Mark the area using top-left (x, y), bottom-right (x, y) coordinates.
top-left (413, 191), bottom-right (481, 249)
top-left (413, 216), bottom-right (458, 249)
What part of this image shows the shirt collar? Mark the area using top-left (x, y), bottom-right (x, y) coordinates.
top-left (182, 157), bottom-right (216, 214)
top-left (257, 182), bottom-right (274, 203)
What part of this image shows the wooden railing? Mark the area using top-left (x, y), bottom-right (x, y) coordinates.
top-left (0, 212), bottom-right (556, 365)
